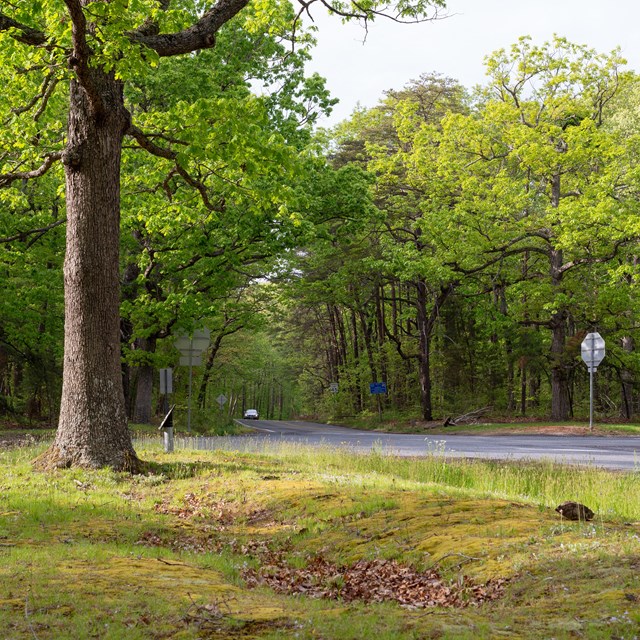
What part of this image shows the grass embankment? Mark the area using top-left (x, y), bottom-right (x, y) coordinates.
top-left (332, 413), bottom-right (640, 436)
top-left (0, 440), bottom-right (638, 639)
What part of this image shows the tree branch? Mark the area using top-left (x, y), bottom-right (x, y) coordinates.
top-left (0, 219), bottom-right (66, 247)
top-left (128, 124), bottom-right (177, 161)
top-left (128, 124), bottom-right (226, 212)
top-left (0, 152), bottom-right (63, 188)
top-left (558, 238), bottom-right (635, 275)
top-left (63, 0), bottom-right (105, 117)
top-left (11, 71), bottom-right (60, 122)
top-left (129, 0), bottom-right (251, 57)
top-left (0, 12), bottom-right (47, 46)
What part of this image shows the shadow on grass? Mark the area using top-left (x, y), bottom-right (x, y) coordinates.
top-left (143, 457), bottom-right (286, 480)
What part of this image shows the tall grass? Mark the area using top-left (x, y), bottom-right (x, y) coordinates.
top-left (134, 435), bottom-right (640, 522)
top-left (285, 445), bottom-right (640, 520)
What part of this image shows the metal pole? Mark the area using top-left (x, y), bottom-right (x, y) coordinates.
top-left (589, 367), bottom-right (594, 431)
top-left (187, 343), bottom-right (193, 433)
top-left (164, 426), bottom-right (174, 453)
top-left (589, 338), bottom-right (595, 431)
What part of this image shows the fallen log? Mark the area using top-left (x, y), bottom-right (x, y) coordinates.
top-left (443, 407), bottom-right (490, 427)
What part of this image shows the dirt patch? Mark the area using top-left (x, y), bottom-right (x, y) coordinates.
top-left (415, 422), bottom-right (635, 436)
top-left (468, 425), bottom-right (620, 436)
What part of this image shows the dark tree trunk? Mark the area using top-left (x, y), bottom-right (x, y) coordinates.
top-left (132, 364), bottom-right (154, 424)
top-left (548, 171), bottom-right (570, 422)
top-left (520, 358), bottom-right (527, 416)
top-left (358, 309), bottom-right (378, 386)
top-left (549, 245), bottom-right (570, 421)
top-left (621, 336), bottom-right (634, 419)
top-left (36, 72), bottom-right (139, 471)
top-left (132, 338), bottom-right (156, 424)
top-left (550, 310), bottom-right (571, 420)
top-left (198, 333), bottom-right (224, 408)
top-left (415, 281), bottom-right (452, 421)
top-left (350, 309), bottom-right (363, 412)
top-left (415, 282), bottom-right (433, 421)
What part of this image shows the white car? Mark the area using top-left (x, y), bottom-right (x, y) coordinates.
top-left (243, 409), bottom-right (259, 419)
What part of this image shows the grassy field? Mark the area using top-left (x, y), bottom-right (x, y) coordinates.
top-left (0, 438), bottom-right (638, 639)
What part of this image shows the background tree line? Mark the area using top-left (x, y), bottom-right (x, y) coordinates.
top-left (279, 38), bottom-right (640, 423)
top-left (2, 31), bottom-right (640, 430)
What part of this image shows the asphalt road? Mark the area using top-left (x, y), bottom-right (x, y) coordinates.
top-left (221, 419), bottom-right (640, 470)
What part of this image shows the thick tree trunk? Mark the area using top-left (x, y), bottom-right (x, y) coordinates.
top-left (132, 364), bottom-right (154, 424)
top-left (132, 337), bottom-right (156, 424)
top-left (549, 246), bottom-right (570, 421)
top-left (548, 171), bottom-right (571, 421)
top-left (35, 73), bottom-right (140, 471)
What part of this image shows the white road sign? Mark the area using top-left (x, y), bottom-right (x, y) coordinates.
top-left (581, 332), bottom-right (605, 372)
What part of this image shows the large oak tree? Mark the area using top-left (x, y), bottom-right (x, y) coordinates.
top-left (0, 0), bottom-right (445, 470)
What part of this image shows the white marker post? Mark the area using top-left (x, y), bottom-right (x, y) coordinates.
top-left (580, 332), bottom-right (605, 430)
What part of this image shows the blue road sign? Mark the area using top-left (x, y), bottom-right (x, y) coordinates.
top-left (369, 382), bottom-right (387, 395)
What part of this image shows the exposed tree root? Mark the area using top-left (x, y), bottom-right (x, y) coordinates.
top-left (32, 444), bottom-right (143, 473)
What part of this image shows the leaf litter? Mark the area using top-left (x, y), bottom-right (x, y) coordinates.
top-left (242, 555), bottom-right (506, 608)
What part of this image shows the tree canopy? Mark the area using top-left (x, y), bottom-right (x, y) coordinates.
top-left (0, 0), bottom-right (447, 470)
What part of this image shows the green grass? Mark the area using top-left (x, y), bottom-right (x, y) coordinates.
top-left (0, 441), bottom-right (638, 639)
top-left (332, 413), bottom-right (640, 435)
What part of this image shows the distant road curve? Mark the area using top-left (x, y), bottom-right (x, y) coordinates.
top-left (186, 419), bottom-right (640, 471)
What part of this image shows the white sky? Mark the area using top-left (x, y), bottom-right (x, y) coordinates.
top-left (304, 0), bottom-right (640, 126)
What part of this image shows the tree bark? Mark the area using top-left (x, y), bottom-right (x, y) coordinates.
top-left (349, 308), bottom-right (363, 412)
top-left (35, 71), bottom-right (140, 470)
top-left (131, 338), bottom-right (156, 424)
top-left (621, 336), bottom-right (634, 419)
top-left (132, 363), bottom-right (154, 424)
top-left (415, 281), bottom-right (433, 421)
top-left (549, 308), bottom-right (570, 421)
top-left (548, 173), bottom-right (570, 421)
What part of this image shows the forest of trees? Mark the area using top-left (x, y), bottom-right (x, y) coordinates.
top-left (286, 38), bottom-right (640, 424)
top-left (2, 1), bottom-right (640, 471)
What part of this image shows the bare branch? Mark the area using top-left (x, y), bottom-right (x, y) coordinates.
top-left (316, 0), bottom-right (446, 25)
top-left (558, 238), bottom-right (634, 275)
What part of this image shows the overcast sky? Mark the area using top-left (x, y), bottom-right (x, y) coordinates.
top-left (303, 0), bottom-right (640, 126)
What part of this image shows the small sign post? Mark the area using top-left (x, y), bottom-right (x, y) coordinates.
top-left (175, 329), bottom-right (210, 432)
top-left (581, 332), bottom-right (605, 430)
top-left (158, 368), bottom-right (174, 452)
top-left (329, 382), bottom-right (339, 394)
top-left (369, 382), bottom-right (387, 395)
top-left (159, 368), bottom-right (173, 395)
top-left (369, 382), bottom-right (387, 422)
top-left (158, 404), bottom-right (175, 453)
